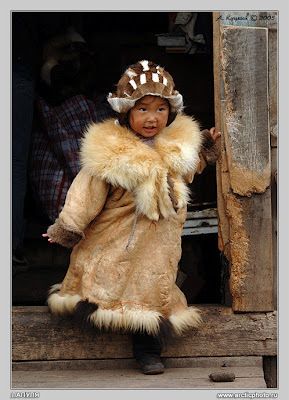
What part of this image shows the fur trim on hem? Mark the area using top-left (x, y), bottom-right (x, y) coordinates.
top-left (169, 307), bottom-right (202, 335)
top-left (47, 288), bottom-right (81, 315)
top-left (47, 290), bottom-right (202, 335)
top-left (89, 307), bottom-right (163, 335)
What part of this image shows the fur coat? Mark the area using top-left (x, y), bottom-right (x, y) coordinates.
top-left (47, 114), bottom-right (213, 337)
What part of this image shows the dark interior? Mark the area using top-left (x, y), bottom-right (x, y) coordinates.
top-left (12, 11), bottom-right (223, 306)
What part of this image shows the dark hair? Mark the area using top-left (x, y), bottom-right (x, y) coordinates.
top-left (117, 103), bottom-right (177, 129)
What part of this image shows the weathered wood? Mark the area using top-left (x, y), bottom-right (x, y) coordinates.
top-left (220, 13), bottom-right (278, 138)
top-left (12, 356), bottom-right (263, 371)
top-left (12, 366), bottom-right (267, 389)
top-left (221, 26), bottom-right (270, 196)
top-left (268, 28), bottom-right (277, 147)
top-left (213, 18), bottom-right (275, 312)
top-left (213, 12), bottom-right (231, 259)
top-left (187, 208), bottom-right (217, 219)
top-left (12, 306), bottom-right (277, 361)
top-left (182, 226), bottom-right (218, 236)
top-left (271, 147), bottom-right (277, 309)
top-left (226, 190), bottom-right (274, 311)
top-left (263, 356), bottom-right (277, 388)
top-left (218, 11), bottom-right (278, 30)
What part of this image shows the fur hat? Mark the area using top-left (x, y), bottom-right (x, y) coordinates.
top-left (107, 60), bottom-right (183, 114)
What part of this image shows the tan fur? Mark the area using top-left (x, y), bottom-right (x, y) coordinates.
top-left (47, 113), bottom-right (204, 336)
top-left (80, 114), bottom-right (202, 221)
top-left (47, 218), bottom-right (84, 248)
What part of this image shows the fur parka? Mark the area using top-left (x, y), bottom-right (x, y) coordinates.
top-left (47, 114), bottom-right (208, 336)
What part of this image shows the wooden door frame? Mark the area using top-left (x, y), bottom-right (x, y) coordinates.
top-left (212, 11), bottom-right (277, 312)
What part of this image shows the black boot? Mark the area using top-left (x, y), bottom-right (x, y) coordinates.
top-left (132, 332), bottom-right (164, 375)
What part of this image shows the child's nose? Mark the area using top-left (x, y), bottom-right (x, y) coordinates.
top-left (146, 112), bottom-right (157, 122)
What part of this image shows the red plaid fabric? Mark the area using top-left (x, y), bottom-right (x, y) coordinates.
top-left (29, 94), bottom-right (113, 221)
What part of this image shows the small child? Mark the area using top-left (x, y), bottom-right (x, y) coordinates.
top-left (43, 60), bottom-right (220, 375)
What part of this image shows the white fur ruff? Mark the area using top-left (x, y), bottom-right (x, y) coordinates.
top-left (107, 92), bottom-right (184, 113)
top-left (47, 290), bottom-right (201, 335)
top-left (80, 114), bottom-right (202, 221)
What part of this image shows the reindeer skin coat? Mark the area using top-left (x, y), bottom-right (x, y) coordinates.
top-left (47, 114), bottom-right (204, 336)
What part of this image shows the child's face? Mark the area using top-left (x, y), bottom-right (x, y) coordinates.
top-left (129, 95), bottom-right (170, 138)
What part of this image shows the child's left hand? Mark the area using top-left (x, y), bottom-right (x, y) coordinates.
top-left (201, 127), bottom-right (221, 165)
top-left (42, 232), bottom-right (56, 244)
top-left (209, 127), bottom-right (221, 142)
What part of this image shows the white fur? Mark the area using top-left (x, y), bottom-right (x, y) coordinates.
top-left (126, 69), bottom-right (137, 78)
top-left (47, 291), bottom-right (82, 315)
top-left (48, 283), bottom-right (62, 295)
top-left (89, 307), bottom-right (162, 335)
top-left (129, 79), bottom-right (137, 90)
top-left (140, 73), bottom-right (147, 84)
top-left (47, 290), bottom-right (202, 335)
top-left (169, 307), bottom-right (202, 335)
top-left (152, 73), bottom-right (159, 83)
top-left (140, 60), bottom-right (150, 71)
top-left (107, 92), bottom-right (184, 114)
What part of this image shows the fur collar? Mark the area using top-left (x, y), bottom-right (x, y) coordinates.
top-left (80, 114), bottom-right (202, 220)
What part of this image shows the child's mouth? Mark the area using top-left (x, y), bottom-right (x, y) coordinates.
top-left (143, 126), bottom-right (157, 132)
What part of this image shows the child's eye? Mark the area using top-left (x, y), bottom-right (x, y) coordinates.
top-left (158, 107), bottom-right (167, 112)
top-left (138, 107), bottom-right (146, 112)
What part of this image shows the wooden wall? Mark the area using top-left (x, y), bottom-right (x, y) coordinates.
top-left (213, 12), bottom-right (277, 312)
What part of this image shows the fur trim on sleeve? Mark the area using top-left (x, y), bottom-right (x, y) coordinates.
top-left (201, 129), bottom-right (220, 165)
top-left (47, 219), bottom-right (84, 248)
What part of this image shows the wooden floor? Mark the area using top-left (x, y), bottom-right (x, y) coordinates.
top-left (12, 306), bottom-right (276, 388)
top-left (12, 357), bottom-right (267, 389)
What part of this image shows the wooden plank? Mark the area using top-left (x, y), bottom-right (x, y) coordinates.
top-left (12, 356), bottom-right (263, 371)
top-left (12, 306), bottom-right (277, 361)
top-left (12, 367), bottom-right (267, 389)
top-left (218, 11), bottom-right (278, 30)
top-left (271, 147), bottom-right (277, 309)
top-left (226, 190), bottom-right (274, 311)
top-left (182, 226), bottom-right (218, 236)
top-left (215, 22), bottom-right (275, 311)
top-left (221, 26), bottom-right (271, 196)
top-left (263, 356), bottom-right (277, 388)
top-left (268, 28), bottom-right (277, 147)
top-left (184, 218), bottom-right (218, 228)
top-left (213, 12), bottom-right (231, 259)
top-left (187, 208), bottom-right (217, 219)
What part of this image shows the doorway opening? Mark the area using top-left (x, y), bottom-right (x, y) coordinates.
top-left (12, 11), bottom-right (223, 306)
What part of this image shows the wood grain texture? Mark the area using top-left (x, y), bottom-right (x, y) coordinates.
top-left (213, 12), bottom-right (231, 259)
top-left (213, 20), bottom-right (275, 312)
top-left (226, 190), bottom-right (274, 311)
top-left (271, 147), bottom-right (277, 309)
top-left (12, 306), bottom-right (277, 361)
top-left (12, 366), bottom-right (267, 389)
top-left (218, 11), bottom-right (278, 30)
top-left (217, 11), bottom-right (277, 147)
top-left (268, 29), bottom-right (277, 147)
top-left (12, 356), bottom-right (264, 371)
top-left (221, 26), bottom-right (270, 196)
top-left (263, 356), bottom-right (277, 388)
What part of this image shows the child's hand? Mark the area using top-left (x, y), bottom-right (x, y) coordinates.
top-left (42, 233), bottom-right (55, 244)
top-left (209, 127), bottom-right (221, 142)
